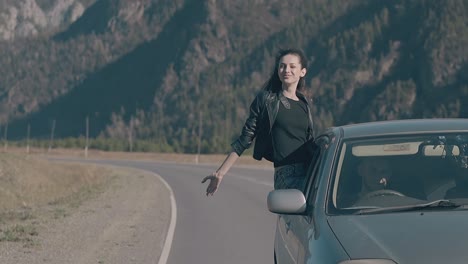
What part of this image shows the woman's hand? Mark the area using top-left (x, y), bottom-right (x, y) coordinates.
top-left (201, 152), bottom-right (238, 196)
top-left (202, 172), bottom-right (223, 196)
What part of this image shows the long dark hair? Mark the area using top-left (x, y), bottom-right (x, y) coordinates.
top-left (262, 48), bottom-right (308, 93)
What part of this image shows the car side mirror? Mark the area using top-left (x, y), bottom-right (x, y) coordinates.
top-left (267, 189), bottom-right (307, 214)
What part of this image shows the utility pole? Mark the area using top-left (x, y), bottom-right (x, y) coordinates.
top-left (3, 121), bottom-right (7, 152)
top-left (26, 123), bottom-right (30, 154)
top-left (85, 116), bottom-right (89, 159)
top-left (128, 116), bottom-right (134, 152)
top-left (48, 119), bottom-right (55, 153)
top-left (3, 84), bottom-right (17, 151)
top-left (4, 85), bottom-right (14, 152)
top-left (196, 110), bottom-right (203, 164)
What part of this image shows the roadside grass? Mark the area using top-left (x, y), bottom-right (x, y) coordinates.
top-left (0, 153), bottom-right (115, 247)
top-left (0, 224), bottom-right (38, 243)
top-left (0, 147), bottom-right (272, 246)
top-left (5, 146), bottom-right (273, 169)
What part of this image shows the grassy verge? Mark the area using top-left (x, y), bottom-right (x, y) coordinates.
top-left (5, 146), bottom-right (273, 168)
top-left (0, 147), bottom-right (272, 246)
top-left (0, 153), bottom-right (115, 247)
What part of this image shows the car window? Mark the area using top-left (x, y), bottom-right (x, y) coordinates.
top-left (304, 148), bottom-right (321, 201)
top-left (305, 135), bottom-right (334, 204)
top-left (330, 133), bottom-right (468, 214)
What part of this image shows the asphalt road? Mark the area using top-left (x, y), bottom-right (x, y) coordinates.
top-left (84, 159), bottom-right (277, 264)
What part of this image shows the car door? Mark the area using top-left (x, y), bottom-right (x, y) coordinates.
top-left (275, 144), bottom-right (323, 263)
top-left (275, 213), bottom-right (298, 263)
top-left (295, 146), bottom-right (326, 263)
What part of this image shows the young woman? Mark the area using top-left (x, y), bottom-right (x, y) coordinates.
top-left (202, 48), bottom-right (315, 196)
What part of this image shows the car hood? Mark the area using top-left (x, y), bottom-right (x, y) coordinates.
top-left (328, 211), bottom-right (468, 264)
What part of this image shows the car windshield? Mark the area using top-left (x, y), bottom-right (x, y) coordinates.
top-left (331, 133), bottom-right (468, 214)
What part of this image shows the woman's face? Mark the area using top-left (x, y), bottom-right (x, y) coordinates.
top-left (278, 54), bottom-right (307, 87)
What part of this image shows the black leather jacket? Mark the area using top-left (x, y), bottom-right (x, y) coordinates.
top-left (231, 90), bottom-right (314, 162)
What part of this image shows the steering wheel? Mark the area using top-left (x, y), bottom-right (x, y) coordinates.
top-left (361, 189), bottom-right (405, 200)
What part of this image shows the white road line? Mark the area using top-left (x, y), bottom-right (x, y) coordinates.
top-left (153, 171), bottom-right (177, 264)
top-left (46, 158), bottom-right (178, 263)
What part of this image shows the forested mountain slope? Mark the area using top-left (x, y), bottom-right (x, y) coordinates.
top-left (0, 0), bottom-right (467, 153)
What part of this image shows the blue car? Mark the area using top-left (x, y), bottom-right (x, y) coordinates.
top-left (268, 119), bottom-right (468, 264)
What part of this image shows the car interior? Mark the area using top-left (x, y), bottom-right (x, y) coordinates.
top-left (334, 138), bottom-right (468, 210)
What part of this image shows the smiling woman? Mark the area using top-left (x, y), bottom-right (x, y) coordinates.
top-left (202, 48), bottom-right (316, 195)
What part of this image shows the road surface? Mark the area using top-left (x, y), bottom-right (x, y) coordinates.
top-left (81, 159), bottom-right (277, 264)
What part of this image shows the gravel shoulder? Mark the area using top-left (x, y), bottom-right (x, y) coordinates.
top-left (0, 166), bottom-right (172, 264)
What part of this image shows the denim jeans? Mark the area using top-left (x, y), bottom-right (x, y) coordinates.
top-left (274, 163), bottom-right (307, 190)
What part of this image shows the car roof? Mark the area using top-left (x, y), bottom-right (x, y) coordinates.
top-left (329, 118), bottom-right (468, 139)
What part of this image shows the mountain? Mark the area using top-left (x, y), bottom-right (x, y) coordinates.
top-left (0, 0), bottom-right (467, 153)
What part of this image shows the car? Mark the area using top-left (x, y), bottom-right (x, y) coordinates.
top-left (268, 118), bottom-right (468, 264)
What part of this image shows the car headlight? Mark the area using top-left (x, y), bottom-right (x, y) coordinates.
top-left (339, 260), bottom-right (397, 264)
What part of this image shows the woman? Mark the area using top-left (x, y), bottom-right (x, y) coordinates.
top-left (202, 48), bottom-right (315, 195)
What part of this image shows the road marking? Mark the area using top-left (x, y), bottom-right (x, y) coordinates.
top-left (46, 158), bottom-right (178, 263)
top-left (152, 171), bottom-right (177, 264)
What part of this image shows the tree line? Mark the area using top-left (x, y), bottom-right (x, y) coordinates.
top-left (1, 0), bottom-right (467, 154)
